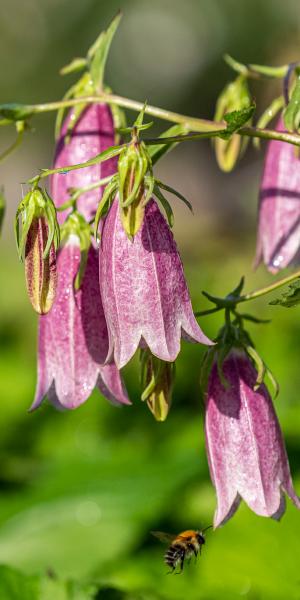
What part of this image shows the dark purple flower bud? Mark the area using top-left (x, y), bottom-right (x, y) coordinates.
top-left (255, 118), bottom-right (300, 273)
top-left (99, 198), bottom-right (213, 369)
top-left (205, 349), bottom-right (300, 527)
top-left (15, 187), bottom-right (59, 314)
top-left (52, 104), bottom-right (117, 224)
top-left (32, 238), bottom-right (130, 410)
top-left (25, 217), bottom-right (57, 315)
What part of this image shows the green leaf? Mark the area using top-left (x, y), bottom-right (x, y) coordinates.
top-left (0, 104), bottom-right (34, 122)
top-left (60, 57), bottom-right (87, 76)
top-left (88, 12), bottom-right (122, 92)
top-left (269, 278), bottom-right (300, 308)
top-left (283, 69), bottom-right (300, 132)
top-left (221, 103), bottom-right (256, 139)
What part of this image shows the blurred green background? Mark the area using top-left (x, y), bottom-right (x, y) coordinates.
top-left (1, 0), bottom-right (300, 598)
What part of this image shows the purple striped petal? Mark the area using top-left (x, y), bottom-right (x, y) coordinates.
top-left (205, 350), bottom-right (300, 528)
top-left (51, 104), bottom-right (117, 224)
top-left (32, 239), bottom-right (130, 409)
top-left (255, 118), bottom-right (300, 273)
top-left (99, 198), bottom-right (213, 369)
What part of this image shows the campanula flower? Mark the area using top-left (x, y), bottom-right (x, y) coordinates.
top-left (99, 198), bottom-right (212, 369)
top-left (31, 239), bottom-right (130, 410)
top-left (205, 349), bottom-right (300, 527)
top-left (52, 103), bottom-right (117, 224)
top-left (255, 118), bottom-right (300, 273)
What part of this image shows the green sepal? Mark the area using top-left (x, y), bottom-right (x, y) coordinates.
top-left (139, 349), bottom-right (175, 422)
top-left (87, 11), bottom-right (122, 93)
top-left (15, 187), bottom-right (60, 261)
top-left (224, 54), bottom-right (288, 79)
top-left (269, 278), bottom-right (300, 308)
top-left (60, 57), bottom-right (87, 76)
top-left (155, 179), bottom-right (193, 213)
top-left (119, 122), bottom-right (154, 135)
top-left (54, 72), bottom-right (94, 142)
top-left (153, 184), bottom-right (174, 228)
top-left (245, 344), bottom-right (266, 390)
top-left (94, 175), bottom-right (119, 240)
top-left (0, 187), bottom-right (6, 234)
top-left (284, 68), bottom-right (300, 132)
top-left (265, 366), bottom-right (280, 399)
top-left (61, 211), bottom-right (91, 290)
top-left (253, 96), bottom-right (284, 149)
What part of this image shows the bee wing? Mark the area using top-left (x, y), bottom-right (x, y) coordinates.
top-left (151, 531), bottom-right (175, 544)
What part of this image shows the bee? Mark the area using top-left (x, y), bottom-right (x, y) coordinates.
top-left (151, 527), bottom-right (211, 573)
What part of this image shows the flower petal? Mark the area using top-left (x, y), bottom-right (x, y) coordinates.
top-left (32, 240), bottom-right (129, 409)
top-left (52, 104), bottom-right (117, 224)
top-left (100, 199), bottom-right (212, 369)
top-left (255, 118), bottom-right (300, 273)
top-left (205, 350), bottom-right (300, 527)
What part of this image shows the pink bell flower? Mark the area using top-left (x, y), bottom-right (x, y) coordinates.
top-left (99, 198), bottom-right (212, 369)
top-left (255, 118), bottom-right (300, 273)
top-left (33, 102), bottom-right (129, 409)
top-left (205, 349), bottom-right (300, 527)
top-left (32, 239), bottom-right (130, 410)
top-left (52, 103), bottom-right (117, 224)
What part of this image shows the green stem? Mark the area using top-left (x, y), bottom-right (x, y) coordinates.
top-left (0, 128), bottom-right (24, 162)
top-left (28, 145), bottom-right (123, 184)
top-left (238, 269), bottom-right (300, 303)
top-left (29, 94), bottom-right (221, 133)
top-left (5, 92), bottom-right (300, 147)
top-left (69, 175), bottom-right (114, 201)
top-left (145, 126), bottom-right (300, 148)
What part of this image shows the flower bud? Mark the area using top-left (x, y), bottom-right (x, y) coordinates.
top-left (25, 217), bottom-right (57, 314)
top-left (140, 349), bottom-right (175, 421)
top-left (118, 136), bottom-right (150, 238)
top-left (15, 187), bottom-right (60, 314)
top-left (214, 75), bottom-right (251, 172)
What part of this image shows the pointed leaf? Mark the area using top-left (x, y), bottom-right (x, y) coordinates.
top-left (269, 278), bottom-right (300, 308)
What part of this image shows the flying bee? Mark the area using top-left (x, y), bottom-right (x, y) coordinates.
top-left (151, 527), bottom-right (212, 573)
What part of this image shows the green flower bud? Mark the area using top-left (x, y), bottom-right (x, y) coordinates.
top-left (118, 133), bottom-right (151, 238)
top-left (214, 75), bottom-right (251, 172)
top-left (140, 349), bottom-right (175, 421)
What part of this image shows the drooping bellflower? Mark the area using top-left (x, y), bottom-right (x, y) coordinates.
top-left (255, 118), bottom-right (300, 273)
top-left (99, 198), bottom-right (212, 369)
top-left (32, 100), bottom-right (129, 408)
top-left (205, 349), bottom-right (300, 527)
top-left (32, 237), bottom-right (129, 409)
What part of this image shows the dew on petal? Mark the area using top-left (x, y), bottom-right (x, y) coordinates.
top-left (272, 254), bottom-right (284, 269)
